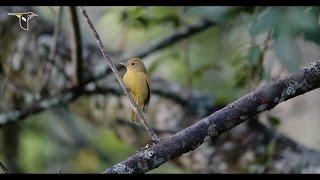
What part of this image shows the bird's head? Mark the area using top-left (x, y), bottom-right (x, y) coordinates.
top-left (119, 58), bottom-right (146, 73)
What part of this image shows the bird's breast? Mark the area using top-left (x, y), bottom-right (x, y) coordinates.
top-left (123, 71), bottom-right (148, 99)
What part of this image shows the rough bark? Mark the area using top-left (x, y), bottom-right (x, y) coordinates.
top-left (104, 60), bottom-right (320, 174)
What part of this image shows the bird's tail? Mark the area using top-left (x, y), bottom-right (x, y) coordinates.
top-left (130, 109), bottom-right (141, 125)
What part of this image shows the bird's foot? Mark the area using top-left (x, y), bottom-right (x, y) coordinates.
top-left (124, 86), bottom-right (130, 93)
top-left (139, 138), bottom-right (162, 151)
top-left (150, 138), bottom-right (161, 144)
top-left (140, 143), bottom-right (152, 151)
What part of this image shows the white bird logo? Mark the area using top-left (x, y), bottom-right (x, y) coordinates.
top-left (8, 12), bottom-right (38, 30)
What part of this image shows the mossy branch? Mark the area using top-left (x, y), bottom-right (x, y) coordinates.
top-left (104, 61), bottom-right (320, 174)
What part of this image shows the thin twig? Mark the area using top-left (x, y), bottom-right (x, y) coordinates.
top-left (69, 6), bottom-right (84, 84)
top-left (0, 161), bottom-right (8, 174)
top-left (79, 6), bottom-right (159, 142)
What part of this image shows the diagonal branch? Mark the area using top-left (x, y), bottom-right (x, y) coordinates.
top-left (90, 82), bottom-right (320, 173)
top-left (103, 61), bottom-right (320, 174)
top-left (79, 6), bottom-right (159, 142)
top-left (83, 17), bottom-right (217, 85)
top-left (248, 120), bottom-right (312, 153)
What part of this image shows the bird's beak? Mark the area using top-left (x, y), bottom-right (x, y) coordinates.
top-left (119, 61), bottom-right (127, 67)
top-left (34, 13), bottom-right (38, 16)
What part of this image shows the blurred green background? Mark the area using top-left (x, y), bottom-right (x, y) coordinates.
top-left (1, 6), bottom-right (320, 173)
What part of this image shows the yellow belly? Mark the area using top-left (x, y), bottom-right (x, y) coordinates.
top-left (123, 71), bottom-right (149, 106)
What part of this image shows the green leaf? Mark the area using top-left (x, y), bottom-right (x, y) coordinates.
top-left (287, 7), bottom-right (318, 32)
top-left (234, 68), bottom-right (247, 87)
top-left (275, 29), bottom-right (300, 72)
top-left (186, 6), bottom-right (247, 24)
top-left (149, 7), bottom-right (177, 19)
top-left (300, 7), bottom-right (320, 45)
top-left (250, 7), bottom-right (280, 36)
top-left (304, 30), bottom-right (320, 45)
top-left (267, 115), bottom-right (281, 128)
top-left (248, 45), bottom-right (262, 66)
top-left (188, 6), bottom-right (232, 23)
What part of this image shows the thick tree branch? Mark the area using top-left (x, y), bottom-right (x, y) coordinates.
top-left (103, 79), bottom-right (320, 173)
top-left (79, 6), bottom-right (159, 142)
top-left (103, 61), bottom-right (320, 174)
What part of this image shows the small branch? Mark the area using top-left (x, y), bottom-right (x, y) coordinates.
top-left (124, 19), bottom-right (216, 59)
top-left (104, 60), bottom-right (320, 174)
top-left (0, 79), bottom-right (198, 127)
top-left (69, 6), bottom-right (84, 84)
top-left (0, 86), bottom-right (81, 127)
top-left (79, 6), bottom-right (159, 142)
top-left (171, 118), bottom-right (320, 173)
top-left (248, 120), bottom-right (313, 153)
top-left (0, 161), bottom-right (8, 174)
top-left (84, 18), bottom-right (217, 86)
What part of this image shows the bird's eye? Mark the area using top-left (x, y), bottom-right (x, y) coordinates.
top-left (131, 63), bottom-right (135, 65)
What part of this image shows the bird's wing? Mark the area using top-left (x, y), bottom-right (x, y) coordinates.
top-left (143, 74), bottom-right (151, 113)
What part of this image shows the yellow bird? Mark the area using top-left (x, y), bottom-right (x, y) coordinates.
top-left (119, 58), bottom-right (151, 124)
